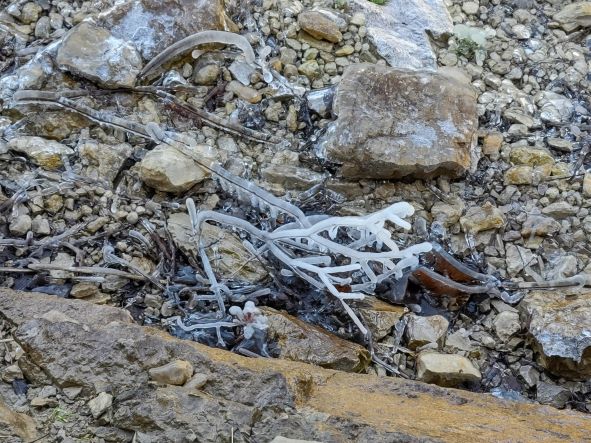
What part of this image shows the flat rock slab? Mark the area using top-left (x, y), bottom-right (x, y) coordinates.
top-left (94, 0), bottom-right (231, 60)
top-left (320, 64), bottom-right (478, 179)
top-left (519, 288), bottom-right (591, 380)
top-left (1, 290), bottom-right (591, 442)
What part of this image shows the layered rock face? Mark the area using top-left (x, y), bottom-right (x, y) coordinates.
top-left (320, 63), bottom-right (479, 179)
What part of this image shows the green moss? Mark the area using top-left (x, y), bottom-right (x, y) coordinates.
top-left (455, 37), bottom-right (480, 60)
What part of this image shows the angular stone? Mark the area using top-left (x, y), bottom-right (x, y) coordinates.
top-left (536, 382), bottom-right (571, 409)
top-left (542, 202), bottom-right (578, 219)
top-left (505, 244), bottom-right (534, 276)
top-left (167, 212), bottom-right (268, 283)
top-left (7, 136), bottom-right (73, 169)
top-left (493, 311), bottom-right (521, 342)
top-left (261, 164), bottom-right (326, 191)
top-left (520, 288), bottom-right (591, 380)
top-left (78, 141), bottom-right (133, 184)
top-left (405, 314), bottom-right (449, 350)
top-left (521, 215), bottom-right (561, 237)
top-left (554, 2), bottom-right (591, 28)
top-left (297, 60), bottom-right (321, 79)
top-left (9, 214), bottom-right (32, 236)
top-left (1, 290), bottom-right (591, 441)
top-left (56, 22), bottom-right (142, 88)
top-left (262, 307), bottom-right (370, 372)
top-left (509, 147), bottom-right (554, 167)
top-left (95, 0), bottom-right (231, 60)
top-left (348, 0), bottom-right (452, 70)
top-left (298, 11), bottom-right (342, 43)
top-left (584, 172), bottom-right (591, 197)
top-left (416, 352), bottom-right (481, 387)
top-left (149, 360), bottom-right (194, 385)
top-left (356, 298), bottom-right (405, 340)
top-left (460, 202), bottom-right (505, 234)
top-left (0, 398), bottom-right (37, 440)
top-left (320, 64), bottom-right (478, 179)
top-left (227, 80), bottom-right (262, 104)
top-left (138, 144), bottom-right (212, 193)
top-left (504, 164), bottom-right (551, 185)
top-left (88, 392), bottom-right (113, 419)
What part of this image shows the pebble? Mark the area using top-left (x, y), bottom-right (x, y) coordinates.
top-left (460, 202), bottom-right (505, 234)
top-left (405, 314), bottom-right (449, 350)
top-left (492, 311), bottom-right (521, 342)
top-left (149, 360), bottom-right (194, 386)
top-left (227, 80), bottom-right (262, 104)
top-left (7, 136), bottom-right (73, 170)
top-left (88, 392), bottom-right (113, 419)
top-left (9, 214), bottom-right (32, 236)
top-left (31, 216), bottom-right (50, 235)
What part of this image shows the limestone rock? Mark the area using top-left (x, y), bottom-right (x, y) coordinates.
top-left (519, 288), bottom-right (591, 380)
top-left (227, 80), bottom-right (262, 104)
top-left (541, 202), bottom-right (578, 219)
top-left (521, 215), bottom-right (561, 237)
top-left (149, 360), bottom-right (194, 385)
top-left (416, 352), bottom-right (481, 387)
top-left (262, 307), bottom-right (370, 372)
top-left (88, 392), bottom-right (113, 419)
top-left (460, 202), bottom-right (505, 234)
top-left (348, 0), bottom-right (453, 70)
top-left (167, 212), bottom-right (268, 283)
top-left (405, 314), bottom-right (449, 350)
top-left (56, 22), bottom-right (142, 88)
top-left (138, 144), bottom-right (213, 193)
top-left (509, 147), bottom-right (554, 167)
top-left (505, 244), bottom-right (535, 276)
top-left (298, 11), bottom-right (342, 43)
top-left (95, 0), bottom-right (232, 60)
top-left (7, 136), bottom-right (73, 169)
top-left (356, 298), bottom-right (405, 340)
top-left (9, 214), bottom-right (32, 236)
top-left (320, 64), bottom-right (478, 179)
top-left (78, 141), bottom-right (133, 184)
top-left (493, 311), bottom-right (521, 342)
top-left (1, 290), bottom-right (591, 441)
top-left (554, 2), bottom-right (591, 29)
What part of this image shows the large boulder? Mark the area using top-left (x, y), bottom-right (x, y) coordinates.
top-left (519, 288), bottom-right (591, 380)
top-left (319, 64), bottom-right (479, 179)
top-left (94, 0), bottom-right (233, 60)
top-left (1, 290), bottom-right (591, 441)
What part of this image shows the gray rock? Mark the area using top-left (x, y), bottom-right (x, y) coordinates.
top-left (416, 352), bottom-right (481, 387)
top-left (348, 0), bottom-right (453, 70)
top-left (56, 22), bottom-right (142, 88)
top-left (0, 397), bottom-right (38, 440)
top-left (536, 92), bottom-right (574, 125)
top-left (520, 288), bottom-right (591, 380)
top-left (519, 365), bottom-right (540, 388)
top-left (492, 311), bottom-right (521, 342)
top-left (505, 244), bottom-right (535, 276)
top-left (405, 314), bottom-right (449, 350)
top-left (9, 214), bottom-right (32, 236)
top-left (261, 164), bottom-right (326, 190)
top-left (541, 201), bottom-right (577, 219)
top-left (306, 87), bottom-right (335, 117)
top-left (31, 216), bottom-right (51, 236)
top-left (554, 2), bottom-right (591, 29)
top-left (356, 298), bottom-right (405, 341)
top-left (319, 64), bottom-right (478, 179)
top-left (78, 141), bottom-right (133, 184)
top-left (536, 382), bottom-right (571, 409)
top-left (194, 64), bottom-right (221, 86)
top-left (7, 136), bottom-right (73, 169)
top-left (88, 392), bottom-right (113, 419)
top-left (149, 360), bottom-right (194, 385)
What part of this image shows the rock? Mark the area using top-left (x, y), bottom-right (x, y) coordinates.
top-left (1, 364), bottom-right (23, 382)
top-left (306, 87), bottom-right (335, 117)
top-left (431, 199), bottom-right (465, 227)
top-left (554, 2), bottom-right (591, 29)
top-left (297, 60), bottom-right (321, 79)
top-left (138, 144), bottom-right (213, 193)
top-left (271, 438), bottom-right (322, 443)
top-left (348, 0), bottom-right (453, 70)
top-left (482, 131), bottom-right (503, 157)
top-left (0, 398), bottom-right (37, 440)
top-left (56, 22), bottom-right (142, 88)
top-left (297, 11), bottom-right (342, 43)
top-left (78, 141), bottom-right (133, 184)
top-left (261, 164), bottom-right (326, 191)
top-left (9, 214), bottom-right (32, 236)
top-left (504, 165), bottom-right (551, 185)
top-left (20, 2), bottom-right (41, 24)
top-left (88, 392), bottom-right (113, 419)
top-left (536, 382), bottom-right (571, 409)
top-left (460, 202), bottom-right (505, 234)
top-left (356, 298), bottom-right (405, 340)
top-left (70, 283), bottom-right (100, 299)
top-left (262, 307), bottom-right (370, 372)
top-left (167, 212), bottom-right (268, 283)
top-left (521, 215), bottom-right (561, 237)
top-left (544, 255), bottom-right (578, 280)
top-left (416, 352), bottom-right (481, 387)
top-left (492, 311), bottom-right (521, 342)
top-left (584, 172), bottom-right (591, 197)
top-left (7, 136), bottom-right (73, 169)
top-left (405, 314), bottom-right (449, 350)
top-left (520, 288), bottom-right (591, 380)
top-left (512, 24), bottom-right (531, 39)
top-left (1, 290), bottom-right (591, 441)
top-left (541, 202), bottom-right (578, 219)
top-left (31, 216), bottom-right (50, 236)
top-left (227, 80), bottom-right (262, 104)
top-left (185, 373), bottom-right (209, 390)
top-left (518, 365), bottom-right (540, 388)
top-left (149, 360), bottom-right (194, 385)
top-left (95, 0), bottom-right (232, 60)
top-left (505, 244), bottom-right (535, 276)
top-left (509, 147), bottom-right (554, 167)
top-left (193, 64), bottom-right (220, 85)
top-left (547, 138), bottom-right (573, 153)
top-left (320, 64), bottom-right (478, 179)
top-left (537, 92), bottom-right (574, 125)
top-left (462, 1), bottom-right (479, 15)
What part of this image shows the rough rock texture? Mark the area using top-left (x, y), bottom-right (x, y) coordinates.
top-left (355, 298), bottom-right (405, 340)
top-left (149, 360), bottom-right (194, 385)
top-left (262, 307), bottom-right (370, 372)
top-left (298, 11), bottom-right (342, 43)
top-left (95, 0), bottom-right (232, 60)
top-left (138, 144), bottom-right (212, 193)
top-left (520, 288), bottom-right (591, 380)
top-left (349, 0), bottom-right (453, 70)
top-left (554, 2), bottom-right (591, 29)
top-left (2, 290), bottom-right (591, 442)
top-left (405, 314), bottom-right (449, 350)
top-left (78, 141), bottom-right (133, 184)
top-left (0, 397), bottom-right (37, 440)
top-left (320, 64), bottom-right (478, 179)
top-left (416, 352), bottom-right (481, 387)
top-left (7, 136), bottom-right (73, 169)
top-left (56, 22), bottom-right (142, 88)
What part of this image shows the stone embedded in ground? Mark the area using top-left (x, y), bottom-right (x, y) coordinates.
top-left (405, 314), bottom-right (449, 350)
top-left (416, 351), bottom-right (481, 387)
top-left (505, 244), bottom-right (535, 276)
top-left (56, 22), bottom-right (142, 88)
top-left (492, 311), bottom-right (521, 342)
top-left (7, 136), bottom-right (73, 169)
top-left (460, 202), bottom-right (505, 234)
top-left (227, 80), bottom-right (263, 104)
top-left (536, 382), bottom-right (571, 409)
top-left (167, 212), bottom-right (268, 283)
top-left (88, 392), bottom-right (113, 419)
top-left (509, 147), bottom-right (554, 167)
top-left (355, 297), bottom-right (405, 341)
top-left (261, 164), bottom-right (326, 191)
top-left (521, 215), bottom-right (561, 237)
top-left (554, 2), bottom-right (591, 30)
top-left (149, 360), bottom-right (194, 386)
top-left (519, 288), bottom-right (591, 380)
top-left (320, 64), bottom-right (478, 179)
top-left (138, 144), bottom-right (214, 193)
top-left (262, 307), bottom-right (370, 372)
top-left (9, 213), bottom-right (32, 236)
top-left (78, 141), bottom-right (133, 184)
top-left (0, 397), bottom-right (37, 440)
top-left (348, 0), bottom-right (452, 70)
top-left (94, 0), bottom-right (232, 60)
top-left (1, 290), bottom-right (591, 441)
top-left (297, 11), bottom-right (342, 43)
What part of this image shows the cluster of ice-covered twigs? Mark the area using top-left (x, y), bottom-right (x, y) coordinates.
top-left (12, 89), bottom-right (432, 339)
